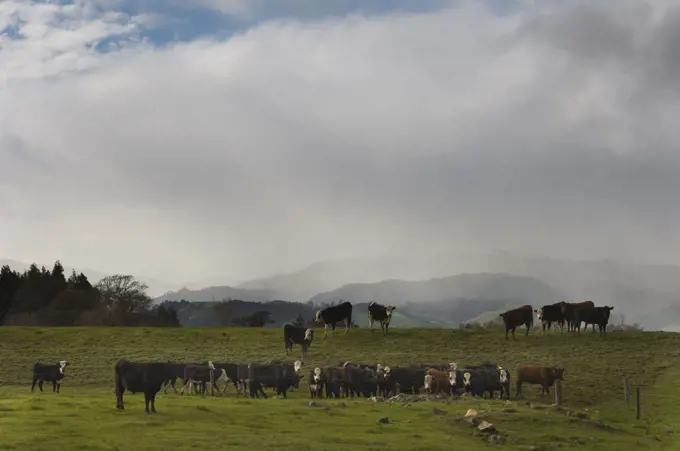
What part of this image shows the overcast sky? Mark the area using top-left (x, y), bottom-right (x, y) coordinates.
top-left (2, 0), bottom-right (680, 285)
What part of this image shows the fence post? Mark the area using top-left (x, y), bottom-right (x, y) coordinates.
top-left (208, 361), bottom-right (215, 397)
top-left (555, 380), bottom-right (562, 406)
top-left (623, 377), bottom-right (630, 403)
top-left (635, 387), bottom-right (640, 419)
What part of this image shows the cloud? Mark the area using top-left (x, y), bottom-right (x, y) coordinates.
top-left (2, 0), bottom-right (680, 285)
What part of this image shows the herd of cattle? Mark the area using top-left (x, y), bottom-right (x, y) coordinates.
top-left (28, 300), bottom-right (612, 413)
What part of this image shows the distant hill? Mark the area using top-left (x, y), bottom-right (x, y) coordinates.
top-left (235, 252), bottom-right (680, 330)
top-left (307, 273), bottom-right (561, 307)
top-left (155, 285), bottom-right (277, 303)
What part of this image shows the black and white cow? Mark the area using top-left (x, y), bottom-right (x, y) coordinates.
top-left (367, 302), bottom-right (396, 335)
top-left (31, 360), bottom-right (69, 393)
top-left (115, 360), bottom-right (175, 413)
top-left (283, 324), bottom-right (314, 359)
top-left (315, 301), bottom-right (353, 339)
top-left (308, 367), bottom-right (324, 398)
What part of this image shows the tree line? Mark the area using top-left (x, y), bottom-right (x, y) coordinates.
top-left (0, 261), bottom-right (179, 326)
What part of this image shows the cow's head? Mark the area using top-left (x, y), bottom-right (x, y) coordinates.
top-left (383, 366), bottom-right (391, 376)
top-left (343, 361), bottom-right (351, 368)
top-left (313, 367), bottom-right (322, 383)
top-left (498, 366), bottom-right (508, 383)
top-left (449, 362), bottom-right (458, 372)
top-left (208, 361), bottom-right (215, 370)
top-left (294, 360), bottom-right (302, 373)
top-left (376, 364), bottom-right (384, 373)
top-left (424, 374), bottom-right (433, 391)
top-left (535, 308), bottom-right (544, 320)
top-left (463, 372), bottom-right (472, 387)
top-left (315, 311), bottom-right (323, 323)
top-left (386, 305), bottom-right (396, 316)
top-left (58, 360), bottom-right (69, 375)
top-left (602, 306), bottom-right (614, 321)
top-left (448, 371), bottom-right (456, 386)
top-left (304, 328), bottom-right (314, 341)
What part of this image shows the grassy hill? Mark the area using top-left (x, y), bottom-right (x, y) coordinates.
top-left (1, 326), bottom-right (679, 450)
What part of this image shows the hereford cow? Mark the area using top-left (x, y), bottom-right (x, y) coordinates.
top-left (424, 368), bottom-right (451, 395)
top-left (115, 360), bottom-right (175, 413)
top-left (560, 300), bottom-right (595, 333)
top-left (31, 360), bottom-right (69, 393)
top-left (515, 364), bottom-right (564, 398)
top-left (499, 305), bottom-right (534, 339)
top-left (535, 302), bottom-right (566, 334)
top-left (308, 367), bottom-right (324, 398)
top-left (580, 306), bottom-right (614, 337)
top-left (315, 301), bottom-right (353, 339)
top-left (367, 302), bottom-right (396, 335)
top-left (283, 324), bottom-right (314, 359)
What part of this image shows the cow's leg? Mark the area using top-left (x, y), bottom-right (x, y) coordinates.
top-left (516, 381), bottom-right (522, 398)
top-left (144, 392), bottom-right (151, 414)
top-left (31, 377), bottom-right (37, 392)
top-left (38, 380), bottom-right (44, 392)
top-left (525, 323), bottom-right (530, 336)
top-left (345, 318), bottom-right (350, 334)
top-left (369, 317), bottom-right (374, 332)
top-left (151, 393), bottom-right (157, 413)
top-left (512, 326), bottom-right (517, 340)
top-left (116, 385), bottom-right (125, 410)
top-left (332, 323), bottom-right (337, 338)
top-left (323, 324), bottom-right (329, 339)
top-left (56, 380), bottom-right (61, 393)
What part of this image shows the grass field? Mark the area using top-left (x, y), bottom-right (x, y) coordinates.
top-left (1, 326), bottom-right (679, 450)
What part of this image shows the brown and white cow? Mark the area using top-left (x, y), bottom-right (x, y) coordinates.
top-left (423, 368), bottom-right (451, 395)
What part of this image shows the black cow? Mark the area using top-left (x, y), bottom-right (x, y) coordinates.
top-left (31, 360), bottom-right (69, 393)
top-left (115, 360), bottom-right (174, 413)
top-left (283, 324), bottom-right (314, 359)
top-left (367, 302), bottom-right (396, 335)
top-left (315, 301), bottom-right (353, 338)
top-left (161, 362), bottom-right (195, 394)
top-left (382, 366), bottom-right (426, 396)
top-left (560, 300), bottom-right (595, 333)
top-left (247, 361), bottom-right (303, 398)
top-left (181, 362), bottom-right (229, 395)
top-left (323, 366), bottom-right (344, 399)
top-left (580, 306), bottom-right (614, 337)
top-left (499, 305), bottom-right (534, 339)
top-left (341, 363), bottom-right (378, 398)
top-left (535, 302), bottom-right (565, 334)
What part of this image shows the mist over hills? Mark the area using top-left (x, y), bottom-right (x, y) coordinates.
top-left (4, 252), bottom-right (680, 330)
top-left (158, 252), bottom-right (680, 330)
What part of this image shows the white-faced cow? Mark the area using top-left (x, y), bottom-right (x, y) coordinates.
top-left (535, 302), bottom-right (566, 335)
top-left (315, 301), bottom-right (353, 339)
top-left (31, 360), bottom-right (69, 393)
top-left (283, 324), bottom-right (314, 359)
top-left (367, 302), bottom-right (396, 335)
top-left (115, 360), bottom-right (175, 413)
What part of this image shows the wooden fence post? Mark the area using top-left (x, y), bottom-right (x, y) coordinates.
top-left (209, 361), bottom-right (215, 397)
top-left (555, 380), bottom-right (562, 406)
top-left (635, 387), bottom-right (640, 419)
top-left (623, 377), bottom-right (630, 403)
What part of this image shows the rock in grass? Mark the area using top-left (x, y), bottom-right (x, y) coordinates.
top-left (377, 417), bottom-right (389, 424)
top-left (432, 408), bottom-right (447, 415)
top-left (308, 401), bottom-right (329, 410)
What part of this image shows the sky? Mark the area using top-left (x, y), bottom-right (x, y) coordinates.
top-left (2, 0), bottom-right (680, 287)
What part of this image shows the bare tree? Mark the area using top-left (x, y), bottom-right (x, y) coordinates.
top-left (95, 275), bottom-right (151, 324)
